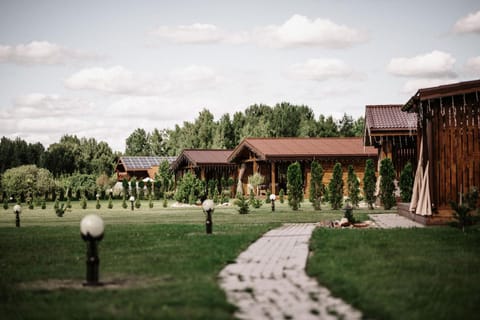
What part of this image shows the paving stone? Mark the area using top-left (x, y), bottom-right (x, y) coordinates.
top-left (369, 213), bottom-right (424, 229)
top-left (219, 223), bottom-right (362, 320)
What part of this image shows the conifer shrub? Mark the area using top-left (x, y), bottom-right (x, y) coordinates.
top-left (235, 194), bottom-right (250, 214)
top-left (3, 198), bottom-right (8, 210)
top-left (347, 165), bottom-right (361, 208)
top-left (279, 188), bottom-right (285, 203)
top-left (108, 195), bottom-right (113, 209)
top-left (329, 162), bottom-right (344, 210)
top-left (399, 162), bottom-right (414, 202)
top-left (265, 189), bottom-right (271, 204)
top-left (309, 160), bottom-right (324, 210)
top-left (135, 196), bottom-right (141, 209)
top-left (363, 159), bottom-right (377, 209)
top-left (81, 196), bottom-right (87, 209)
top-left (380, 158), bottom-right (396, 210)
top-left (41, 199), bottom-right (46, 210)
top-left (122, 194), bottom-right (127, 209)
top-left (287, 162), bottom-right (303, 210)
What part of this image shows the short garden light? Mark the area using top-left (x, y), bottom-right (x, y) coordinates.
top-left (269, 193), bottom-right (276, 212)
top-left (80, 214), bottom-right (105, 286)
top-left (202, 199), bottom-right (215, 234)
top-left (13, 204), bottom-right (21, 227)
top-left (129, 196), bottom-right (135, 211)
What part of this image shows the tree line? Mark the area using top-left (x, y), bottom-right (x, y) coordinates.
top-left (127, 103), bottom-right (364, 156)
top-left (1, 103), bottom-right (364, 201)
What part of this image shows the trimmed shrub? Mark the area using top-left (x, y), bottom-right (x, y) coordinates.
top-left (399, 162), bottom-right (414, 202)
top-left (309, 160), bottom-right (324, 210)
top-left (279, 188), bottom-right (285, 204)
top-left (329, 162), bottom-right (344, 210)
top-left (380, 158), bottom-right (396, 210)
top-left (287, 162), bottom-right (303, 210)
top-left (347, 165), bottom-right (361, 208)
top-left (235, 194), bottom-right (250, 214)
top-left (363, 159), bottom-right (377, 209)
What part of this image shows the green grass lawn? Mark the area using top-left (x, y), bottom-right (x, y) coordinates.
top-left (307, 227), bottom-right (480, 320)
top-left (2, 200), bottom-right (477, 319)
top-left (0, 200), bottom-right (345, 319)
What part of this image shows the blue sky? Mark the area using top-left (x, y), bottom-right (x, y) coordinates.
top-left (1, 0), bottom-right (479, 151)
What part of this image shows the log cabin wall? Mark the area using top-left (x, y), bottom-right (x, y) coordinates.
top-left (420, 91), bottom-right (480, 211)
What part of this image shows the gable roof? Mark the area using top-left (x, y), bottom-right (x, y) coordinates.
top-left (171, 149), bottom-right (235, 171)
top-left (228, 137), bottom-right (376, 162)
top-left (403, 79), bottom-right (480, 111)
top-left (118, 156), bottom-right (176, 171)
top-left (365, 105), bottom-right (417, 131)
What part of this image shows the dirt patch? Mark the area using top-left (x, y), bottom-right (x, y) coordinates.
top-left (17, 275), bottom-right (173, 291)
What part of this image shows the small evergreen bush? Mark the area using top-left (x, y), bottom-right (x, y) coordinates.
top-left (363, 159), bottom-right (377, 210)
top-left (347, 165), bottom-right (361, 208)
top-left (235, 194), bottom-right (250, 214)
top-left (399, 162), bottom-right (414, 202)
top-left (380, 158), bottom-right (396, 210)
top-left (309, 160), bottom-right (324, 210)
top-left (279, 189), bottom-right (285, 203)
top-left (81, 196), bottom-right (87, 209)
top-left (329, 162), bottom-right (344, 210)
top-left (135, 196), bottom-right (141, 209)
top-left (287, 162), bottom-right (303, 210)
top-left (108, 195), bottom-right (113, 209)
top-left (3, 198), bottom-right (9, 210)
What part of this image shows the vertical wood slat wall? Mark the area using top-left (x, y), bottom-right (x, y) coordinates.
top-left (424, 92), bottom-right (480, 210)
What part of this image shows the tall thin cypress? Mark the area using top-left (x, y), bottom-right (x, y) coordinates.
top-left (329, 162), bottom-right (344, 210)
top-left (363, 159), bottom-right (377, 210)
top-left (309, 160), bottom-right (324, 210)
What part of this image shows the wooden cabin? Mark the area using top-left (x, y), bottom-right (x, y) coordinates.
top-left (115, 156), bottom-right (176, 181)
top-left (171, 149), bottom-right (237, 183)
top-left (227, 137), bottom-right (377, 197)
top-left (364, 105), bottom-right (417, 177)
top-left (401, 79), bottom-right (480, 224)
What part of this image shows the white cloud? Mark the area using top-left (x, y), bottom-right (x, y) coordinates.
top-left (287, 58), bottom-right (355, 81)
top-left (150, 23), bottom-right (225, 44)
top-left (65, 66), bottom-right (166, 95)
top-left (387, 50), bottom-right (457, 78)
top-left (65, 65), bottom-right (221, 96)
top-left (402, 78), bottom-right (458, 94)
top-left (254, 14), bottom-right (368, 48)
top-left (466, 56), bottom-right (480, 75)
top-left (454, 10), bottom-right (480, 34)
top-left (0, 41), bottom-right (100, 65)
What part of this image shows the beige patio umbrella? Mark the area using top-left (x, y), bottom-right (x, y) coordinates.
top-left (409, 139), bottom-right (423, 213)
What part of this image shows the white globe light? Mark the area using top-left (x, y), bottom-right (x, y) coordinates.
top-left (80, 214), bottom-right (105, 238)
top-left (202, 199), bottom-right (215, 212)
top-left (269, 194), bottom-right (276, 201)
top-left (13, 204), bottom-right (21, 214)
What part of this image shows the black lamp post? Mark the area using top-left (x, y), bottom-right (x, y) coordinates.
top-left (13, 204), bottom-right (21, 227)
top-left (80, 214), bottom-right (105, 286)
top-left (202, 199), bottom-right (214, 234)
top-left (269, 194), bottom-right (276, 212)
top-left (129, 196), bottom-right (135, 211)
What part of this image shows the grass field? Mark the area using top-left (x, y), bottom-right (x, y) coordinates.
top-left (1, 199), bottom-right (478, 319)
top-left (307, 227), bottom-right (480, 320)
top-left (0, 199), bottom-right (346, 319)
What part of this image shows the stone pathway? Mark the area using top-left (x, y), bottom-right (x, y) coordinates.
top-left (218, 224), bottom-right (362, 320)
top-left (369, 213), bottom-right (424, 229)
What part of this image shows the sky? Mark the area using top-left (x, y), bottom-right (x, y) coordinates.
top-left (0, 0), bottom-right (479, 152)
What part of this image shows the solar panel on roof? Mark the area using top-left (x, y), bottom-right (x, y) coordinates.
top-left (121, 156), bottom-right (177, 169)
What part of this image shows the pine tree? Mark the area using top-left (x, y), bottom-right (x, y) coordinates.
top-left (287, 162), bottom-right (303, 210)
top-left (309, 160), bottom-right (324, 210)
top-left (380, 158), bottom-right (396, 209)
top-left (399, 162), bottom-right (414, 202)
top-left (347, 165), bottom-right (361, 208)
top-left (329, 162), bottom-right (344, 210)
top-left (279, 188), bottom-right (285, 203)
top-left (363, 159), bottom-right (377, 210)
top-left (108, 194), bottom-right (113, 209)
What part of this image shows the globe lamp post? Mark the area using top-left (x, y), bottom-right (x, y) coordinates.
top-left (80, 214), bottom-right (105, 286)
top-left (202, 199), bottom-right (214, 234)
top-left (269, 194), bottom-right (276, 212)
top-left (129, 196), bottom-right (135, 211)
top-left (13, 204), bottom-right (21, 227)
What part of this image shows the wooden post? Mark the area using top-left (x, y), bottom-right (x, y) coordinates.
top-left (271, 161), bottom-right (276, 195)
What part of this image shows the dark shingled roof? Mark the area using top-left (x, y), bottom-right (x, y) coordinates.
top-left (228, 137), bottom-right (376, 162)
top-left (365, 105), bottom-right (417, 131)
top-left (171, 149), bottom-right (234, 171)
